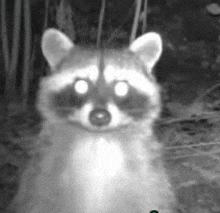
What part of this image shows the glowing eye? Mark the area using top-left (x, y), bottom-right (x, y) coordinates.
top-left (114, 81), bottom-right (129, 97)
top-left (74, 80), bottom-right (89, 94)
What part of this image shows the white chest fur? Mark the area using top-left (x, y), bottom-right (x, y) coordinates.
top-left (61, 137), bottom-right (126, 209)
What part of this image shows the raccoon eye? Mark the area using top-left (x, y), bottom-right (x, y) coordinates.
top-left (74, 79), bottom-right (89, 95)
top-left (114, 81), bottom-right (129, 97)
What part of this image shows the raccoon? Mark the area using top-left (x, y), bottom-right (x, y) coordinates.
top-left (9, 29), bottom-right (175, 213)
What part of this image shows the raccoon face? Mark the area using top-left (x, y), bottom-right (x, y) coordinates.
top-left (38, 29), bottom-right (162, 131)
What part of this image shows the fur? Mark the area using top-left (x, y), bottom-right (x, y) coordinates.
top-left (8, 29), bottom-right (175, 213)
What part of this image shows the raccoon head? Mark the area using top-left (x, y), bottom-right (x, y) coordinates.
top-left (38, 29), bottom-right (162, 131)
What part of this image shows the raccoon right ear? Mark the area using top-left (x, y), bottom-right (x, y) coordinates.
top-left (129, 32), bottom-right (162, 71)
top-left (41, 28), bottom-right (74, 69)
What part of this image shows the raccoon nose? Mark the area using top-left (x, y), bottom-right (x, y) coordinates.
top-left (89, 108), bottom-right (111, 127)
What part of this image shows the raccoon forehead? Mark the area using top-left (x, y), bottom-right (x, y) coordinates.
top-left (104, 64), bottom-right (156, 95)
top-left (45, 65), bottom-right (99, 91)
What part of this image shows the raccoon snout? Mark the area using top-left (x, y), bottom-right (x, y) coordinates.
top-left (89, 108), bottom-right (111, 127)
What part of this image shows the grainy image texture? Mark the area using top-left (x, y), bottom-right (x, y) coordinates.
top-left (8, 29), bottom-right (176, 213)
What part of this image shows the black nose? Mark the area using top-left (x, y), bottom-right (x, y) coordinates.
top-left (89, 108), bottom-right (111, 127)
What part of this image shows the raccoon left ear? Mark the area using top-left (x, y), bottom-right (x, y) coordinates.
top-left (129, 32), bottom-right (162, 70)
top-left (41, 28), bottom-right (74, 69)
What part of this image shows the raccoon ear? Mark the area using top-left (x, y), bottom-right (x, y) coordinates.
top-left (129, 32), bottom-right (162, 70)
top-left (41, 28), bottom-right (74, 68)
